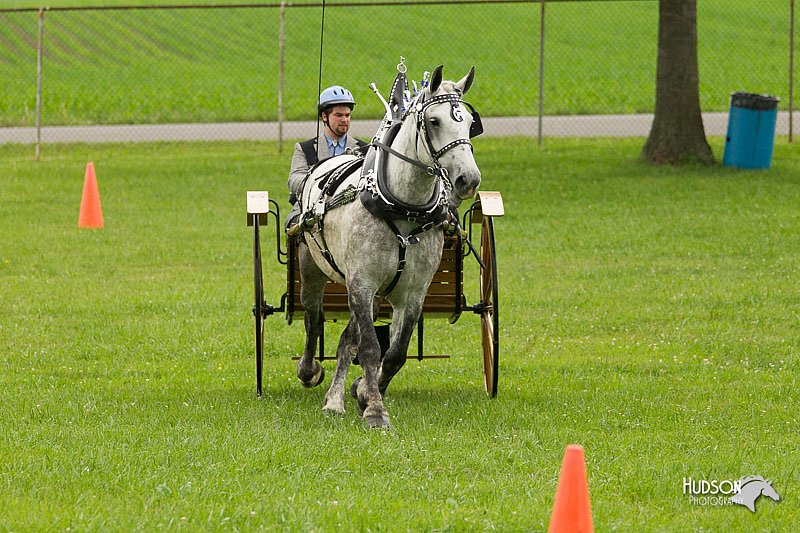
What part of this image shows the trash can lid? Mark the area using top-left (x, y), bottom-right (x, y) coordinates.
top-left (730, 92), bottom-right (779, 111)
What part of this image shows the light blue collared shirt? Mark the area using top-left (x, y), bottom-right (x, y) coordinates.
top-left (325, 134), bottom-right (348, 157)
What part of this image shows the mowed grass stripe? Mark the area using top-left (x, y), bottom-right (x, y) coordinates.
top-left (0, 13), bottom-right (37, 63)
top-left (0, 0), bottom-right (792, 126)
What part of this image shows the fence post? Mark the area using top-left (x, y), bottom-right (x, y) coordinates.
top-left (537, 0), bottom-right (545, 146)
top-left (790, 0), bottom-right (795, 143)
top-left (278, 1), bottom-right (286, 153)
top-left (35, 7), bottom-right (45, 160)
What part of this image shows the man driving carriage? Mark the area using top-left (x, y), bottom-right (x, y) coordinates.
top-left (287, 85), bottom-right (369, 209)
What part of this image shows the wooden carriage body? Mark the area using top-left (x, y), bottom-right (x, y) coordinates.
top-left (285, 232), bottom-right (465, 324)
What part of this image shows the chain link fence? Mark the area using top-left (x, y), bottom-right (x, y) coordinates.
top-left (0, 0), bottom-right (796, 153)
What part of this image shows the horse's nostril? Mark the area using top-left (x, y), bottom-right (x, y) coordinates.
top-left (455, 173), bottom-right (481, 198)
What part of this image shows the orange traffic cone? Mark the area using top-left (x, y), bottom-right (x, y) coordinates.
top-left (548, 444), bottom-right (594, 533)
top-left (78, 162), bottom-right (104, 228)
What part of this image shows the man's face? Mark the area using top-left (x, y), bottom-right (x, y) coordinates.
top-left (323, 105), bottom-right (352, 137)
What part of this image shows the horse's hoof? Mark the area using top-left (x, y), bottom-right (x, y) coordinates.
top-left (363, 413), bottom-right (392, 430)
top-left (350, 377), bottom-right (367, 415)
top-left (322, 405), bottom-right (345, 416)
top-left (363, 404), bottom-right (391, 429)
top-left (322, 397), bottom-right (345, 415)
top-left (300, 365), bottom-right (325, 388)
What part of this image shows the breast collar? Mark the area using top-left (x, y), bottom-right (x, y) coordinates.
top-left (360, 127), bottom-right (450, 228)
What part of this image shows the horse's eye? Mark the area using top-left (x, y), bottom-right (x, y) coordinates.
top-left (429, 117), bottom-right (440, 127)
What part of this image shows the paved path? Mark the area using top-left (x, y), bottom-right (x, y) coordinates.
top-left (0, 112), bottom-right (795, 144)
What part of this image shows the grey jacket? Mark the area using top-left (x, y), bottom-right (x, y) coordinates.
top-left (287, 133), bottom-right (366, 198)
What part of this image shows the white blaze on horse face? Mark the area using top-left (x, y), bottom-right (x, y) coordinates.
top-left (447, 142), bottom-right (481, 204)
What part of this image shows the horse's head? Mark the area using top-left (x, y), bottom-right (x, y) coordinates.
top-left (731, 476), bottom-right (780, 512)
top-left (761, 481), bottom-right (780, 502)
top-left (416, 65), bottom-right (482, 208)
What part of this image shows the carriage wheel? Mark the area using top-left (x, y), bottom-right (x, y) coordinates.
top-left (253, 216), bottom-right (265, 397)
top-left (479, 216), bottom-right (499, 397)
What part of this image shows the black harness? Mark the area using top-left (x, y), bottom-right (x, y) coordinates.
top-left (298, 156), bottom-right (365, 279)
top-left (359, 124), bottom-right (450, 228)
top-left (358, 92), bottom-right (480, 295)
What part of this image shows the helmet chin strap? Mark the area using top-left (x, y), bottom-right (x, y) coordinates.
top-left (321, 113), bottom-right (339, 144)
top-left (321, 112), bottom-right (330, 133)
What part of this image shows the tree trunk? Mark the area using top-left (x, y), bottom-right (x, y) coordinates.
top-left (642, 0), bottom-right (714, 164)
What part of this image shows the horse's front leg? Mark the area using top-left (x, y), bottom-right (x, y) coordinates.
top-left (348, 283), bottom-right (391, 429)
top-left (322, 321), bottom-right (356, 415)
top-left (296, 244), bottom-right (326, 388)
top-left (378, 298), bottom-right (423, 396)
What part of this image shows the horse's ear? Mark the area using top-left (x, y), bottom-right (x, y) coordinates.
top-left (429, 65), bottom-right (443, 93)
top-left (455, 66), bottom-right (475, 95)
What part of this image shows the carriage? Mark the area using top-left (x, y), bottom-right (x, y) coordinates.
top-left (248, 64), bottom-right (502, 427)
top-left (248, 188), bottom-right (503, 397)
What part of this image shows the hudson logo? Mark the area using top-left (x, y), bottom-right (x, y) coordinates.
top-left (683, 476), bottom-right (780, 512)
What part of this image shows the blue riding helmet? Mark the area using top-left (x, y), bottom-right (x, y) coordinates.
top-left (318, 86), bottom-right (356, 115)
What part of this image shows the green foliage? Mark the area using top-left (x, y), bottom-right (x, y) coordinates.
top-left (1, 137), bottom-right (799, 530)
top-left (0, 0), bottom-right (791, 126)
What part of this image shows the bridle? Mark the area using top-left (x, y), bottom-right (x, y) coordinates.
top-left (371, 91), bottom-right (483, 181)
top-left (415, 93), bottom-right (483, 162)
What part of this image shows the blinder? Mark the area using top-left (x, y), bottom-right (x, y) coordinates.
top-left (464, 102), bottom-right (483, 138)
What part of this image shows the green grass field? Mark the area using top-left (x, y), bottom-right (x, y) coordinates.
top-left (2, 136), bottom-right (799, 530)
top-left (0, 0), bottom-right (793, 126)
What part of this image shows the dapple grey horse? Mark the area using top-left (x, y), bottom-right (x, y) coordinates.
top-left (295, 66), bottom-right (481, 428)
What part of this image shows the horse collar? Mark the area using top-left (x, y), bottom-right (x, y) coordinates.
top-left (359, 143), bottom-right (449, 227)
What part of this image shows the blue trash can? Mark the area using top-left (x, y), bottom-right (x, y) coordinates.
top-left (723, 92), bottom-right (779, 169)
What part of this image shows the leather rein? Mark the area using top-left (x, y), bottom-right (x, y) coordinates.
top-left (372, 92), bottom-right (476, 181)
